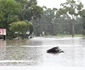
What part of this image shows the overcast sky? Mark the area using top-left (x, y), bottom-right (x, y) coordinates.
top-left (37, 0), bottom-right (85, 8)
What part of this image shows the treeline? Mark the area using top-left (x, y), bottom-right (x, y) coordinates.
top-left (33, 0), bottom-right (85, 37)
top-left (0, 0), bottom-right (43, 39)
top-left (0, 0), bottom-right (85, 39)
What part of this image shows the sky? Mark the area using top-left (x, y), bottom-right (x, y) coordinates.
top-left (37, 0), bottom-right (85, 8)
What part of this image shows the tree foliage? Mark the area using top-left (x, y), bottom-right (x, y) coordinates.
top-left (56, 0), bottom-right (83, 37)
top-left (9, 21), bottom-right (31, 38)
top-left (0, 0), bottom-right (44, 39)
top-left (15, 0), bottom-right (27, 8)
top-left (22, 0), bottom-right (43, 20)
top-left (0, 0), bottom-right (22, 28)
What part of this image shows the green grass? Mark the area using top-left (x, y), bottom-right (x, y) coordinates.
top-left (56, 34), bottom-right (83, 37)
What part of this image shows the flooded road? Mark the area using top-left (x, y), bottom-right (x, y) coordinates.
top-left (0, 37), bottom-right (85, 66)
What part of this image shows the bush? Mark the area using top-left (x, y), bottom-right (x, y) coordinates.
top-left (9, 21), bottom-right (32, 39)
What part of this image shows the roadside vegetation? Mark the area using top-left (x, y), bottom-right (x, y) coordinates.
top-left (0, 0), bottom-right (85, 39)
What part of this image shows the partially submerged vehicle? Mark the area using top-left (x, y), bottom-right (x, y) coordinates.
top-left (47, 46), bottom-right (64, 54)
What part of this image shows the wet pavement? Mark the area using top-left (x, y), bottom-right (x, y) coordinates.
top-left (0, 37), bottom-right (85, 66)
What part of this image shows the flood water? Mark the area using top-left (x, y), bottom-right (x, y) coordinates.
top-left (0, 36), bottom-right (85, 67)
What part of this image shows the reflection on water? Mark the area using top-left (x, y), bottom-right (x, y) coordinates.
top-left (0, 40), bottom-right (6, 60)
top-left (6, 39), bottom-right (42, 46)
top-left (4, 47), bottom-right (43, 65)
top-left (0, 37), bottom-right (85, 66)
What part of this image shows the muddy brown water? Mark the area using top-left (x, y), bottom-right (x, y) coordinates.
top-left (0, 37), bottom-right (85, 66)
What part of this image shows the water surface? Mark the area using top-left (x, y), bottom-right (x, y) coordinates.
top-left (0, 37), bottom-right (85, 66)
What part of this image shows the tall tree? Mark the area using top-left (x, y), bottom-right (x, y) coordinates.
top-left (0, 0), bottom-right (22, 29)
top-left (15, 0), bottom-right (27, 8)
top-left (22, 0), bottom-right (43, 21)
top-left (32, 7), bottom-right (58, 36)
top-left (79, 9), bottom-right (85, 35)
top-left (58, 0), bottom-right (83, 37)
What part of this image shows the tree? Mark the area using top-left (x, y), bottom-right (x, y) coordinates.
top-left (32, 7), bottom-right (58, 36)
top-left (58, 0), bottom-right (83, 37)
top-left (22, 0), bottom-right (43, 21)
top-left (0, 0), bottom-right (22, 29)
top-left (9, 21), bottom-right (31, 39)
top-left (79, 9), bottom-right (85, 35)
top-left (15, 0), bottom-right (27, 8)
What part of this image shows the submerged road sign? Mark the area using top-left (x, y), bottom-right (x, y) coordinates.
top-left (0, 29), bottom-right (6, 35)
top-left (0, 29), bottom-right (2, 35)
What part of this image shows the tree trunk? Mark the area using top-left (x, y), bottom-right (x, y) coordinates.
top-left (72, 19), bottom-right (75, 37)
